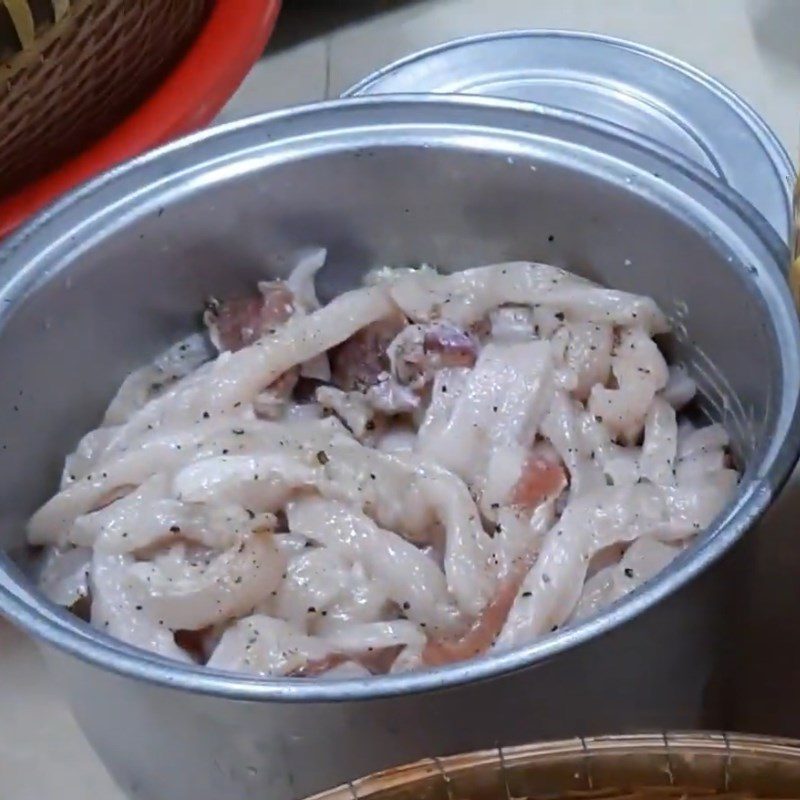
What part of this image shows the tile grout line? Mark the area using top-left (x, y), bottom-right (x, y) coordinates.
top-left (324, 35), bottom-right (332, 99)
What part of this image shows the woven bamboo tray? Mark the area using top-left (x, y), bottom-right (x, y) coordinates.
top-left (307, 734), bottom-right (800, 800)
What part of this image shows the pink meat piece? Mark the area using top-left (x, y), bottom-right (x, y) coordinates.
top-left (207, 283), bottom-right (295, 353)
top-left (330, 312), bottom-right (407, 391)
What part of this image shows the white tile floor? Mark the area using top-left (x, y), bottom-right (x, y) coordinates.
top-left (2, 0), bottom-right (799, 797)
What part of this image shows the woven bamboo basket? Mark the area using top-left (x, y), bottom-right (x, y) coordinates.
top-left (0, 0), bottom-right (210, 197)
top-left (307, 734), bottom-right (800, 800)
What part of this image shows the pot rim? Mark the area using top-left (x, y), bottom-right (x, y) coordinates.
top-left (0, 94), bottom-right (798, 702)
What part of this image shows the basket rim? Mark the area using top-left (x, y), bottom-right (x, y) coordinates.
top-left (306, 733), bottom-right (800, 800)
top-left (0, 0), bottom-right (282, 238)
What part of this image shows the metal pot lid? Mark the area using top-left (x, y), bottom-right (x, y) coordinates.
top-left (344, 30), bottom-right (795, 242)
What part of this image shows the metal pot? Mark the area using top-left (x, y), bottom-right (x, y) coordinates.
top-left (0, 96), bottom-right (797, 800)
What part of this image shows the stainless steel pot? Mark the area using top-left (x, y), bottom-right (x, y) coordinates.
top-left (0, 96), bottom-right (798, 800)
top-left (343, 30), bottom-right (796, 243)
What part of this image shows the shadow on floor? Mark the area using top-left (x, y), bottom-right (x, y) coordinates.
top-left (748, 0), bottom-right (800, 71)
top-left (267, 0), bottom-right (426, 52)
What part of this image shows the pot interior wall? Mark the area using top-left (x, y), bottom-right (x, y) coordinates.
top-left (0, 141), bottom-right (778, 573)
